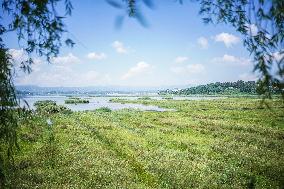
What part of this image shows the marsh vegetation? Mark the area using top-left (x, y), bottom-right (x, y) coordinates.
top-left (65, 97), bottom-right (90, 104)
top-left (4, 98), bottom-right (284, 188)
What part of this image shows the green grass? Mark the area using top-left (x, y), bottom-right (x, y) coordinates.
top-left (95, 107), bottom-right (112, 112)
top-left (137, 96), bottom-right (152, 100)
top-left (34, 100), bottom-right (71, 114)
top-left (162, 96), bottom-right (174, 100)
top-left (65, 98), bottom-right (89, 104)
top-left (5, 98), bottom-right (284, 188)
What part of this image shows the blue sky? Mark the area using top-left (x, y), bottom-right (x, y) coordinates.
top-left (5, 0), bottom-right (257, 87)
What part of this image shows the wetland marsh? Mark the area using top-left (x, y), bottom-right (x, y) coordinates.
top-left (8, 98), bottom-right (284, 188)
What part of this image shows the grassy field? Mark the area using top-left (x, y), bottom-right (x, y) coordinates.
top-left (7, 98), bottom-right (284, 188)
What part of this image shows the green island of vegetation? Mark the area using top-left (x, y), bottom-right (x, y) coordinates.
top-left (34, 100), bottom-right (72, 114)
top-left (3, 98), bottom-right (284, 188)
top-left (137, 96), bottom-right (152, 100)
top-left (162, 96), bottom-right (174, 100)
top-left (64, 97), bottom-right (89, 104)
top-left (159, 80), bottom-right (282, 96)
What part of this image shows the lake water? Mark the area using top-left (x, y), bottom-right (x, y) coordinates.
top-left (20, 96), bottom-right (223, 112)
top-left (20, 96), bottom-right (169, 112)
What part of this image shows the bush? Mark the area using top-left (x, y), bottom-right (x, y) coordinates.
top-left (95, 107), bottom-right (112, 112)
top-left (64, 98), bottom-right (89, 104)
top-left (138, 96), bottom-right (152, 100)
top-left (162, 96), bottom-right (173, 100)
top-left (34, 100), bottom-right (71, 114)
top-left (34, 100), bottom-right (56, 107)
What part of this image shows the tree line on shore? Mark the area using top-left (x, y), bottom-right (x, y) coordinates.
top-left (159, 80), bottom-right (282, 95)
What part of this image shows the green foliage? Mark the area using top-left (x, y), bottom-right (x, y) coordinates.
top-left (0, 48), bottom-right (19, 187)
top-left (64, 98), bottom-right (89, 104)
top-left (45, 118), bottom-right (57, 168)
top-left (0, 0), bottom-right (73, 185)
top-left (34, 100), bottom-right (57, 107)
top-left (160, 80), bottom-right (281, 96)
top-left (137, 96), bottom-right (152, 100)
top-left (109, 98), bottom-right (124, 102)
top-left (95, 107), bottom-right (112, 112)
top-left (3, 98), bottom-right (284, 188)
top-left (34, 100), bottom-right (71, 114)
top-left (107, 0), bottom-right (153, 28)
top-left (1, 0), bottom-right (74, 62)
top-left (197, 0), bottom-right (284, 98)
top-left (162, 96), bottom-right (173, 100)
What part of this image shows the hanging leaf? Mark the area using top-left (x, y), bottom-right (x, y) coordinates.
top-left (115, 15), bottom-right (125, 29)
top-left (142, 0), bottom-right (155, 9)
top-left (106, 0), bottom-right (124, 9)
top-left (135, 11), bottom-right (149, 27)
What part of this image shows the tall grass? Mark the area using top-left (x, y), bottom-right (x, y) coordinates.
top-left (3, 98), bottom-right (284, 188)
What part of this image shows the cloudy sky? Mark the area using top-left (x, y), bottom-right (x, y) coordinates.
top-left (5, 0), bottom-right (257, 87)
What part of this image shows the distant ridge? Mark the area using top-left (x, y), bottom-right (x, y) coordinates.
top-left (16, 84), bottom-right (193, 95)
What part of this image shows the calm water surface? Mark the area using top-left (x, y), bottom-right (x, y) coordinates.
top-left (20, 96), bottom-right (168, 111)
top-left (20, 96), bottom-right (223, 112)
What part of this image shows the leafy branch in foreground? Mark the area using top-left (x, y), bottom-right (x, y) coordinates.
top-left (0, 48), bottom-right (18, 186)
top-left (197, 0), bottom-right (283, 98)
top-left (0, 0), bottom-right (73, 186)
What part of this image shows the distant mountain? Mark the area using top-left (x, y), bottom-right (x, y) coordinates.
top-left (16, 84), bottom-right (192, 95)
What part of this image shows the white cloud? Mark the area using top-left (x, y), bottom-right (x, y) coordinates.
top-left (8, 50), bottom-right (81, 65)
top-left (212, 54), bottom-right (251, 66)
top-left (9, 50), bottom-right (113, 87)
top-left (247, 24), bottom-right (258, 36)
top-left (29, 58), bottom-right (43, 72)
top-left (51, 53), bottom-right (80, 64)
top-left (122, 61), bottom-right (152, 80)
top-left (87, 52), bottom-right (107, 60)
top-left (174, 56), bottom-right (188, 63)
top-left (78, 71), bottom-right (111, 85)
top-left (8, 49), bottom-right (43, 75)
top-left (8, 48), bottom-right (26, 61)
top-left (13, 52), bottom-right (111, 86)
top-left (273, 51), bottom-right (284, 62)
top-left (112, 41), bottom-right (127, 54)
top-left (214, 32), bottom-right (240, 47)
top-left (8, 49), bottom-right (29, 70)
top-left (239, 73), bottom-right (257, 81)
top-left (197, 37), bottom-right (209, 49)
top-left (16, 65), bottom-right (111, 87)
top-left (214, 54), bottom-right (238, 62)
top-left (171, 64), bottom-right (205, 74)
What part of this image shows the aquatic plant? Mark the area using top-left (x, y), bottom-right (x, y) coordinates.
top-left (34, 100), bottom-right (71, 114)
top-left (162, 96), bottom-right (173, 100)
top-left (64, 98), bottom-right (89, 104)
top-left (137, 96), bottom-right (152, 100)
top-left (95, 107), bottom-right (112, 113)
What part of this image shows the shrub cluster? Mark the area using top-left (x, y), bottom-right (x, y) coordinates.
top-left (95, 107), bottom-right (112, 112)
top-left (137, 96), bottom-right (152, 100)
top-left (162, 96), bottom-right (173, 100)
top-left (64, 98), bottom-right (89, 104)
top-left (34, 100), bottom-right (71, 114)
